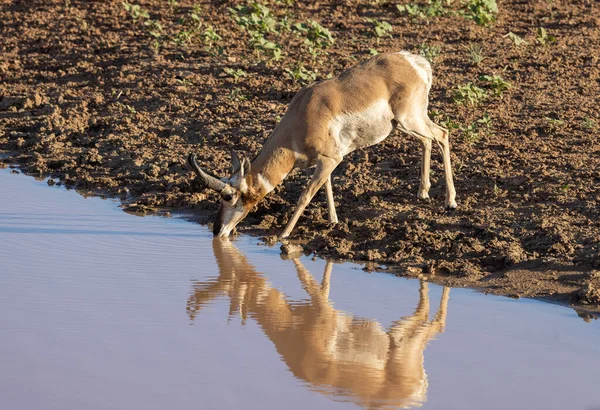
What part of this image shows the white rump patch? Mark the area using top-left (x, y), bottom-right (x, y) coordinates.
top-left (396, 51), bottom-right (432, 91)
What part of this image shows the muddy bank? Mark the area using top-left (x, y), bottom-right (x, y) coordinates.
top-left (1, 1), bottom-right (599, 311)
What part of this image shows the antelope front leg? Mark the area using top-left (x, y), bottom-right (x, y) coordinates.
top-left (280, 156), bottom-right (340, 239)
top-left (325, 176), bottom-right (338, 224)
top-left (417, 138), bottom-right (432, 200)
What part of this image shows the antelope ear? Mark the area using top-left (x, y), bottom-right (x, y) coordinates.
top-left (231, 150), bottom-right (242, 174)
top-left (231, 150), bottom-right (251, 177)
top-left (241, 156), bottom-right (251, 177)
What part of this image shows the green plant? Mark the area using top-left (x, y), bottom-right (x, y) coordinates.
top-left (228, 88), bottom-right (247, 101)
top-left (536, 27), bottom-right (556, 45)
top-left (397, 0), bottom-right (450, 19)
top-left (460, 123), bottom-right (481, 144)
top-left (418, 42), bottom-right (441, 63)
top-left (224, 67), bottom-right (248, 82)
top-left (477, 112), bottom-right (493, 128)
top-left (504, 32), bottom-right (528, 47)
top-left (252, 36), bottom-right (282, 61)
top-left (480, 74), bottom-right (511, 96)
top-left (369, 48), bottom-right (379, 55)
top-left (467, 43), bottom-right (485, 65)
top-left (229, 2), bottom-right (283, 62)
top-left (295, 20), bottom-right (334, 49)
top-left (463, 0), bottom-right (497, 26)
top-left (229, 2), bottom-right (279, 37)
top-left (367, 18), bottom-right (393, 44)
top-left (285, 64), bottom-right (317, 85)
top-left (293, 20), bottom-right (334, 61)
top-left (582, 116), bottom-right (597, 130)
top-left (145, 20), bottom-right (163, 39)
top-left (453, 83), bottom-right (488, 106)
top-left (174, 29), bottom-right (193, 46)
top-left (201, 27), bottom-right (222, 50)
top-left (544, 117), bottom-right (564, 131)
top-left (122, 2), bottom-right (149, 21)
top-left (440, 117), bottom-right (461, 132)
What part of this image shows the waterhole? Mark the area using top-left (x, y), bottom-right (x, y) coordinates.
top-left (1, 169), bottom-right (599, 410)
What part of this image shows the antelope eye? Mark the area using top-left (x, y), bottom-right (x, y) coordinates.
top-left (221, 193), bottom-right (233, 202)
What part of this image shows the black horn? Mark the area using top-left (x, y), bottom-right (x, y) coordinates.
top-left (187, 153), bottom-right (228, 193)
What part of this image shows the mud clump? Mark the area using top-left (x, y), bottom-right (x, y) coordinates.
top-left (573, 284), bottom-right (600, 305)
top-left (1, 1), bottom-right (600, 310)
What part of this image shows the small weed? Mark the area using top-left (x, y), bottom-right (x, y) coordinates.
top-left (116, 102), bottom-right (137, 114)
top-left (463, 0), bottom-right (498, 26)
top-left (122, 2), bottom-right (149, 21)
top-left (544, 116), bottom-right (564, 131)
top-left (367, 18), bottom-right (393, 44)
top-left (493, 183), bottom-right (501, 197)
top-left (536, 27), bottom-right (556, 45)
top-left (440, 117), bottom-right (460, 132)
top-left (144, 20), bottom-right (163, 39)
top-left (480, 74), bottom-right (511, 97)
top-left (397, 0), bottom-right (450, 19)
top-left (224, 67), bottom-right (248, 82)
top-left (582, 116), bottom-right (597, 130)
top-left (293, 19), bottom-right (334, 61)
top-left (174, 29), bottom-right (193, 46)
top-left (229, 2), bottom-right (283, 62)
top-left (251, 36), bottom-right (282, 61)
top-left (201, 27), bottom-right (222, 50)
top-left (369, 48), bottom-right (379, 55)
top-left (467, 43), bottom-right (486, 65)
top-left (294, 20), bottom-right (334, 49)
top-left (418, 42), bottom-right (441, 64)
top-left (285, 64), bottom-right (317, 85)
top-left (229, 2), bottom-right (278, 36)
top-left (477, 112), bottom-right (493, 128)
top-left (504, 32), bottom-right (528, 47)
top-left (460, 123), bottom-right (481, 144)
top-left (228, 88), bottom-right (247, 102)
top-left (453, 83), bottom-right (488, 106)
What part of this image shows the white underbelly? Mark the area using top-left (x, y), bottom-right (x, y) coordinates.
top-left (329, 99), bottom-right (395, 156)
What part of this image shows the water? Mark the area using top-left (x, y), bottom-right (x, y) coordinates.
top-left (0, 168), bottom-right (599, 410)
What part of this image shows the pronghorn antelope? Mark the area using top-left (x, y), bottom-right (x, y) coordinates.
top-left (187, 238), bottom-right (450, 409)
top-left (188, 51), bottom-right (457, 238)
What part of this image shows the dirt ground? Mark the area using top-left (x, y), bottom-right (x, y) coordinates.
top-left (1, 0), bottom-right (599, 314)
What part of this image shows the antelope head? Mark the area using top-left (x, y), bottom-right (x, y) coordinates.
top-left (188, 151), bottom-right (260, 236)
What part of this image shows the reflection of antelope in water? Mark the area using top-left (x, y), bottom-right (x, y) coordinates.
top-left (187, 238), bottom-right (450, 409)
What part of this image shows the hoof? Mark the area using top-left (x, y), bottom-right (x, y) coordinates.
top-left (445, 205), bottom-right (457, 214)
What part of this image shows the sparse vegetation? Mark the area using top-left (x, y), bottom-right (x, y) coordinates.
top-left (396, 0), bottom-right (450, 19)
top-left (536, 27), bottom-right (556, 45)
top-left (285, 64), bottom-right (317, 85)
top-left (462, 0), bottom-right (498, 26)
top-left (467, 43), bottom-right (485, 65)
top-left (453, 83), bottom-right (488, 106)
top-left (293, 19), bottom-right (334, 62)
top-left (122, 2), bottom-right (149, 21)
top-left (480, 74), bottom-right (511, 97)
top-left (582, 117), bottom-right (597, 130)
top-left (504, 32), bottom-right (528, 47)
top-left (367, 18), bottom-right (393, 44)
top-left (418, 42), bottom-right (441, 64)
top-left (224, 68), bottom-right (248, 82)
